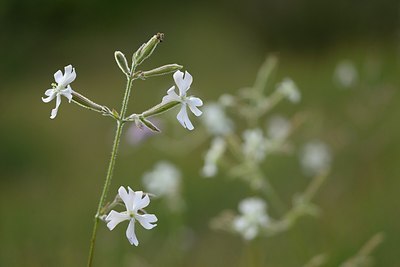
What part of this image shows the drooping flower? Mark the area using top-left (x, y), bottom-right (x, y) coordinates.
top-left (105, 186), bottom-right (158, 246)
top-left (42, 65), bottom-right (76, 119)
top-left (161, 70), bottom-right (203, 130)
top-left (232, 197), bottom-right (270, 240)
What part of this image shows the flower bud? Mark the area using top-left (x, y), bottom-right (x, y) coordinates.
top-left (141, 100), bottom-right (180, 118)
top-left (71, 91), bottom-right (105, 113)
top-left (133, 33), bottom-right (164, 66)
top-left (138, 64), bottom-right (183, 79)
top-left (139, 117), bottom-right (161, 132)
top-left (114, 51), bottom-right (130, 75)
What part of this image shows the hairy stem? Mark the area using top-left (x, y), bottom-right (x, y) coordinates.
top-left (87, 76), bottom-right (134, 267)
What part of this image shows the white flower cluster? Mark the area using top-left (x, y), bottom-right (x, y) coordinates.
top-left (232, 197), bottom-right (270, 240)
top-left (242, 128), bottom-right (268, 162)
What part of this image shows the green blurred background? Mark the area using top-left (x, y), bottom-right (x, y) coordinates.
top-left (1, 0), bottom-right (400, 266)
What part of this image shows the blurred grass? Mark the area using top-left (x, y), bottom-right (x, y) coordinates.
top-left (1, 2), bottom-right (400, 266)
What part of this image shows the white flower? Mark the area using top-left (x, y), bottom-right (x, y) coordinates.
top-left (42, 65), bottom-right (76, 119)
top-left (242, 128), bottom-right (267, 162)
top-left (334, 60), bottom-right (358, 88)
top-left (202, 137), bottom-right (226, 177)
top-left (276, 78), bottom-right (301, 103)
top-left (142, 161), bottom-right (181, 197)
top-left (233, 197), bottom-right (270, 240)
top-left (105, 186), bottom-right (158, 246)
top-left (161, 70), bottom-right (203, 130)
top-left (201, 103), bottom-right (233, 135)
top-left (267, 115), bottom-right (291, 141)
top-left (300, 140), bottom-right (332, 176)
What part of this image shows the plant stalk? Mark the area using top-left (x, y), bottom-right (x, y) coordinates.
top-left (87, 76), bottom-right (134, 267)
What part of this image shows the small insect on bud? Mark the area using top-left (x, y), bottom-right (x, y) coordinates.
top-left (139, 64), bottom-right (183, 79)
top-left (114, 51), bottom-right (130, 75)
top-left (133, 33), bottom-right (164, 66)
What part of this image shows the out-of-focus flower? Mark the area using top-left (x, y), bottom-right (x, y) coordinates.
top-left (276, 78), bottom-right (301, 103)
top-left (42, 65), bottom-right (75, 119)
top-left (218, 94), bottom-right (236, 107)
top-left (106, 186), bottom-right (157, 246)
top-left (242, 129), bottom-right (267, 162)
top-left (161, 70), bottom-right (203, 130)
top-left (201, 103), bottom-right (233, 135)
top-left (267, 115), bottom-right (291, 141)
top-left (300, 140), bottom-right (332, 176)
top-left (142, 161), bottom-right (181, 198)
top-left (232, 197), bottom-right (270, 240)
top-left (126, 119), bottom-right (160, 146)
top-left (202, 137), bottom-right (226, 177)
top-left (334, 60), bottom-right (358, 88)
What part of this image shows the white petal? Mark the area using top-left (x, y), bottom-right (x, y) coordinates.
top-left (173, 70), bottom-right (192, 96)
top-left (42, 91), bottom-right (56, 103)
top-left (126, 219), bottom-right (139, 246)
top-left (63, 65), bottom-right (76, 85)
top-left (187, 101), bottom-right (202, 117)
top-left (44, 89), bottom-right (54, 96)
top-left (118, 186), bottom-right (135, 212)
top-left (50, 94), bottom-right (62, 119)
top-left (177, 105), bottom-right (194, 130)
top-left (105, 210), bottom-right (130, 230)
top-left (135, 194), bottom-right (150, 211)
top-left (136, 213), bottom-right (157, 230)
top-left (61, 86), bottom-right (73, 102)
top-left (188, 96), bottom-right (203, 107)
top-left (161, 86), bottom-right (180, 104)
top-left (54, 70), bottom-right (63, 83)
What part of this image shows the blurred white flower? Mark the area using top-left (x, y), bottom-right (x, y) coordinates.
top-left (276, 78), bottom-right (301, 103)
top-left (201, 103), bottom-right (233, 135)
top-left (106, 186), bottom-right (157, 246)
top-left (202, 137), bottom-right (226, 177)
top-left (142, 161), bottom-right (181, 197)
top-left (233, 197), bottom-right (270, 240)
top-left (161, 70), bottom-right (203, 130)
top-left (300, 140), bottom-right (332, 176)
top-left (267, 115), bottom-right (291, 141)
top-left (42, 65), bottom-right (75, 119)
top-left (218, 94), bottom-right (236, 107)
top-left (334, 60), bottom-right (358, 88)
top-left (242, 129), bottom-right (267, 162)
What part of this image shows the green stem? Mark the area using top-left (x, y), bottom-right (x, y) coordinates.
top-left (87, 76), bottom-right (134, 267)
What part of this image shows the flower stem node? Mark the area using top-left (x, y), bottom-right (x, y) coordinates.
top-left (133, 33), bottom-right (164, 67)
top-left (114, 51), bottom-right (130, 76)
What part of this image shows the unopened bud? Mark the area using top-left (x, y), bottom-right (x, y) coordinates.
top-left (141, 100), bottom-right (180, 118)
top-left (71, 91), bottom-right (105, 113)
top-left (133, 33), bottom-right (164, 66)
top-left (114, 51), bottom-right (130, 75)
top-left (139, 64), bottom-right (183, 79)
top-left (139, 117), bottom-right (161, 132)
